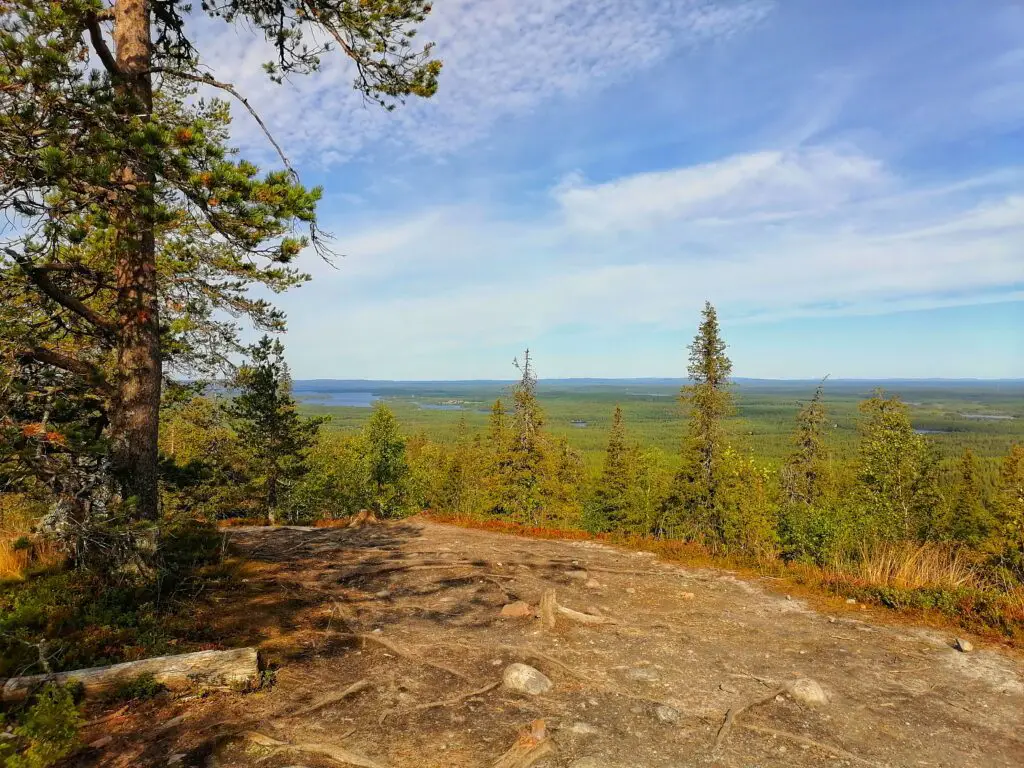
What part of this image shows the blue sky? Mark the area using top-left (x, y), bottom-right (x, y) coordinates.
top-left (199, 0), bottom-right (1024, 379)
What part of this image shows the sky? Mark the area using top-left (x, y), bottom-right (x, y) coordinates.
top-left (194, 0), bottom-right (1024, 380)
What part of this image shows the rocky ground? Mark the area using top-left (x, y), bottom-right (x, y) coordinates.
top-left (74, 519), bottom-right (1024, 768)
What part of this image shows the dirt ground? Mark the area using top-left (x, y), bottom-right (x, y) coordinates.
top-left (75, 519), bottom-right (1024, 768)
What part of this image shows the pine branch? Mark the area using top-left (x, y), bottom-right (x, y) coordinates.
top-left (15, 346), bottom-right (112, 395)
top-left (84, 11), bottom-right (121, 78)
top-left (153, 69), bottom-right (296, 178)
top-left (5, 249), bottom-right (116, 335)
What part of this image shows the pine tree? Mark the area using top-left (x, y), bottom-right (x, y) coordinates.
top-left (362, 403), bottom-right (410, 518)
top-left (587, 406), bottom-right (633, 532)
top-left (0, 0), bottom-right (441, 520)
top-left (664, 302), bottom-right (735, 546)
top-left (227, 336), bottom-right (324, 524)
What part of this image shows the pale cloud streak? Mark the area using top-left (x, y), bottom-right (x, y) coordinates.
top-left (284, 145), bottom-right (1024, 375)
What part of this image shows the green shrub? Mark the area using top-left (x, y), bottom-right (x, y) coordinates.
top-left (0, 683), bottom-right (82, 768)
top-left (109, 672), bottom-right (167, 701)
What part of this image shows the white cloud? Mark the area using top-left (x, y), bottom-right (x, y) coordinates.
top-left (188, 0), bottom-right (773, 165)
top-left (554, 146), bottom-right (887, 231)
top-left (282, 145), bottom-right (1024, 376)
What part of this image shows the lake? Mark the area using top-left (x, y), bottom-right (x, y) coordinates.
top-left (296, 391), bottom-right (377, 407)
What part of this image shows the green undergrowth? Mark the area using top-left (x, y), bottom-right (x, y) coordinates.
top-left (0, 520), bottom-right (224, 679)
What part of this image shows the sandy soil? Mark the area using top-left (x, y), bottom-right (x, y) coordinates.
top-left (74, 519), bottom-right (1024, 768)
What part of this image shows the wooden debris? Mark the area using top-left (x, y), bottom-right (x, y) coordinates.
top-left (539, 589), bottom-right (558, 629)
top-left (1, 647), bottom-right (259, 703)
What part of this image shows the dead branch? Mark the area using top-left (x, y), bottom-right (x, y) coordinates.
top-left (739, 724), bottom-right (881, 767)
top-left (282, 679), bottom-right (371, 720)
top-left (713, 686), bottom-right (787, 753)
top-left (246, 731), bottom-right (387, 768)
top-left (539, 589), bottom-right (557, 629)
top-left (379, 679), bottom-right (500, 724)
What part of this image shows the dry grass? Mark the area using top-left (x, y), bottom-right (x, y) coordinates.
top-left (836, 541), bottom-right (980, 591)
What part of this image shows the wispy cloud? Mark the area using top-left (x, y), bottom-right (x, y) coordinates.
top-left (190, 0), bottom-right (773, 165)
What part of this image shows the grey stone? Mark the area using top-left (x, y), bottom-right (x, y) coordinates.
top-left (655, 704), bottom-right (680, 723)
top-left (954, 637), bottom-right (974, 652)
top-left (788, 678), bottom-right (830, 707)
top-left (566, 569), bottom-right (589, 581)
top-left (503, 663), bottom-right (553, 695)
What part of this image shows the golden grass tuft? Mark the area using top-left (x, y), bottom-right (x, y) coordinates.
top-left (838, 540), bottom-right (979, 591)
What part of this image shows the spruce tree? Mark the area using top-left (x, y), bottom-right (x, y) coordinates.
top-left (945, 448), bottom-right (992, 546)
top-left (227, 336), bottom-right (324, 524)
top-left (993, 444), bottom-right (1024, 580)
top-left (362, 403), bottom-right (410, 518)
top-left (506, 350), bottom-right (547, 524)
top-left (0, 0), bottom-right (440, 520)
top-left (588, 406), bottom-right (633, 532)
top-left (781, 382), bottom-right (831, 506)
top-left (665, 302), bottom-right (734, 545)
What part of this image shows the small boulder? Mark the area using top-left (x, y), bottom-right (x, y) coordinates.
top-left (500, 601), bottom-right (533, 619)
top-left (845, 598), bottom-right (857, 604)
top-left (566, 569), bottom-right (589, 581)
top-left (88, 736), bottom-right (113, 749)
top-left (584, 579), bottom-right (602, 589)
top-left (788, 678), bottom-right (830, 707)
top-left (680, 591), bottom-right (695, 600)
top-left (503, 663), bottom-right (553, 695)
top-left (625, 587), bottom-right (636, 594)
top-left (954, 638), bottom-right (974, 653)
top-left (655, 704), bottom-right (680, 724)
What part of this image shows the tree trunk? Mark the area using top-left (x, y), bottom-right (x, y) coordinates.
top-left (109, 0), bottom-right (161, 520)
top-left (266, 465), bottom-right (278, 525)
top-left (0, 648), bottom-right (260, 703)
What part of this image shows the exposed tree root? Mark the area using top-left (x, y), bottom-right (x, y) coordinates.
top-left (335, 629), bottom-right (468, 681)
top-left (739, 724), bottom-right (880, 766)
top-left (282, 678), bottom-right (371, 720)
top-left (539, 588), bottom-right (616, 628)
top-left (246, 731), bottom-right (387, 768)
top-left (556, 603), bottom-right (615, 625)
top-left (713, 686), bottom-right (788, 752)
top-left (491, 736), bottom-right (554, 768)
top-left (379, 679), bottom-right (501, 724)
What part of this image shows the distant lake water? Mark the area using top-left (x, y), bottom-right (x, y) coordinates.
top-left (418, 403), bottom-right (464, 411)
top-left (297, 391), bottom-right (377, 407)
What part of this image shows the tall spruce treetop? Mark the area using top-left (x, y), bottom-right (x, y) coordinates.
top-left (683, 301), bottom-right (733, 482)
top-left (782, 381), bottom-right (830, 506)
top-left (591, 405), bottom-right (632, 531)
top-left (226, 335), bottom-right (323, 523)
top-left (0, 0), bottom-right (441, 519)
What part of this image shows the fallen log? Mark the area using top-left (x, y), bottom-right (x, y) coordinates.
top-left (0, 647), bottom-right (260, 703)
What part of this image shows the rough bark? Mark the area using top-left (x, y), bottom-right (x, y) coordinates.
top-left (0, 647), bottom-right (260, 702)
top-left (109, 0), bottom-right (161, 520)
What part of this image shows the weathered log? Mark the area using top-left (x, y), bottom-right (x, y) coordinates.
top-left (0, 647), bottom-right (260, 703)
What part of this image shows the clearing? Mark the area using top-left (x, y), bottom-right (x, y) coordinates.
top-left (74, 520), bottom-right (1024, 767)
